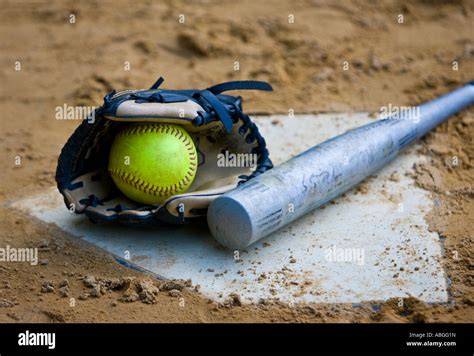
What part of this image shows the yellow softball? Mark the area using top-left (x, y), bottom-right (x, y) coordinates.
top-left (108, 123), bottom-right (197, 205)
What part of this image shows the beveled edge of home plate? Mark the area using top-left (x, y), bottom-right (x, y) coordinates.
top-left (9, 113), bottom-right (449, 305)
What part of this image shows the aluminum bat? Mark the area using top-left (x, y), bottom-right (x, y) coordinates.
top-left (207, 82), bottom-right (474, 250)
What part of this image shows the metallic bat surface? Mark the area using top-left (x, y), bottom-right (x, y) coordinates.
top-left (207, 82), bottom-right (474, 250)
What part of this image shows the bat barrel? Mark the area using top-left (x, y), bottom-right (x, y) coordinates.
top-left (207, 82), bottom-right (474, 250)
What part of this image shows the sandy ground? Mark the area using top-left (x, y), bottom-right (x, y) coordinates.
top-left (0, 0), bottom-right (473, 323)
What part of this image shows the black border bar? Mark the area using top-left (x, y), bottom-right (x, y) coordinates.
top-left (0, 323), bottom-right (472, 354)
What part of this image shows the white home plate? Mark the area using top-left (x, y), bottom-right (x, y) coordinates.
top-left (12, 114), bottom-right (448, 304)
